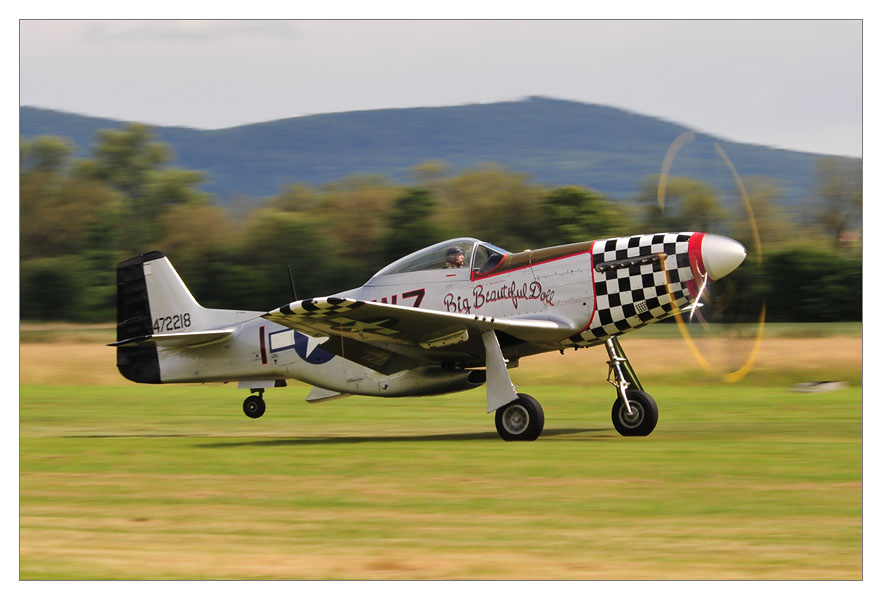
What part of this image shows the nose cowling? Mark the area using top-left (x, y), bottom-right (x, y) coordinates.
top-left (700, 234), bottom-right (746, 281)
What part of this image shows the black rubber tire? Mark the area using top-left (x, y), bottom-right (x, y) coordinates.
top-left (243, 395), bottom-right (266, 419)
top-left (611, 389), bottom-right (658, 436)
top-left (495, 393), bottom-right (545, 441)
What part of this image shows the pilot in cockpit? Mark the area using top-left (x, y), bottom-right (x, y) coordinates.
top-left (445, 246), bottom-right (465, 269)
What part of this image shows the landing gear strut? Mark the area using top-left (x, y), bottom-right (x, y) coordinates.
top-left (605, 337), bottom-right (658, 436)
top-left (243, 390), bottom-right (266, 419)
top-left (481, 329), bottom-right (546, 442)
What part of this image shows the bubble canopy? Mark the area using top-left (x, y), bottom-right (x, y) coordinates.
top-left (371, 238), bottom-right (510, 278)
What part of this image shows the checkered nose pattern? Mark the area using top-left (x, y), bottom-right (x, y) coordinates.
top-left (568, 232), bottom-right (698, 346)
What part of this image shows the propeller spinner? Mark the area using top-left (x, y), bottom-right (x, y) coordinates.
top-left (700, 234), bottom-right (746, 281)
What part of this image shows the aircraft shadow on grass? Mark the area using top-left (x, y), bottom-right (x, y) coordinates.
top-left (63, 428), bottom-right (612, 445)
top-left (198, 427), bottom-right (612, 448)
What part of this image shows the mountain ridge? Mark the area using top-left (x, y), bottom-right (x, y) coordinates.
top-left (20, 97), bottom-right (852, 206)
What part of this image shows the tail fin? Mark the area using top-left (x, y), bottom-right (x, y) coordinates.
top-left (116, 251), bottom-right (207, 338)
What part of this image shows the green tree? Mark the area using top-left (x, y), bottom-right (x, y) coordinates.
top-left (74, 123), bottom-right (211, 253)
top-left (764, 246), bottom-right (861, 321)
top-left (316, 176), bottom-right (399, 274)
top-left (20, 174), bottom-right (121, 259)
top-left (76, 124), bottom-right (170, 196)
top-left (437, 164), bottom-right (544, 250)
top-left (230, 209), bottom-right (340, 308)
top-left (382, 188), bottom-right (444, 264)
top-left (20, 137), bottom-right (122, 260)
top-left (731, 178), bottom-right (798, 249)
top-left (20, 257), bottom-right (87, 321)
top-left (158, 204), bottom-right (235, 259)
top-left (155, 204), bottom-right (238, 310)
top-left (267, 183), bottom-right (320, 214)
top-left (410, 160), bottom-right (451, 190)
top-left (540, 186), bottom-right (629, 244)
top-left (812, 157), bottom-right (862, 245)
top-left (20, 136), bottom-right (75, 173)
top-left (635, 175), bottom-right (730, 233)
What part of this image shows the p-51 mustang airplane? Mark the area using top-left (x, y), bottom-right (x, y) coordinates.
top-left (112, 232), bottom-right (746, 441)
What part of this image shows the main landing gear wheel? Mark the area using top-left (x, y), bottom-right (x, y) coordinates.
top-left (611, 390), bottom-right (658, 436)
top-left (495, 393), bottom-right (545, 441)
top-left (243, 395), bottom-right (266, 419)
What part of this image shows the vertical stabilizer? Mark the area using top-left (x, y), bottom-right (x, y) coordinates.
top-left (114, 251), bottom-right (260, 384)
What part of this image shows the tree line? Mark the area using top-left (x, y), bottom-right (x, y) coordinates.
top-left (20, 124), bottom-right (861, 323)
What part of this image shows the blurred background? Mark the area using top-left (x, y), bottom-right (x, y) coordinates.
top-left (19, 20), bottom-right (862, 324)
top-left (18, 116), bottom-right (861, 323)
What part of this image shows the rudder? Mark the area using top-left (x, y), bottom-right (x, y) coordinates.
top-left (115, 251), bottom-right (166, 382)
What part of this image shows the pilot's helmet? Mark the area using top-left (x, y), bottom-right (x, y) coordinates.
top-left (446, 246), bottom-right (464, 260)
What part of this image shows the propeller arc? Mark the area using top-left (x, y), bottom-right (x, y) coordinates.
top-left (656, 133), bottom-right (766, 382)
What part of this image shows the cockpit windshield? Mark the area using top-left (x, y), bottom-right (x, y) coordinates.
top-left (374, 238), bottom-right (479, 276)
top-left (371, 238), bottom-right (512, 279)
top-left (472, 242), bottom-right (509, 276)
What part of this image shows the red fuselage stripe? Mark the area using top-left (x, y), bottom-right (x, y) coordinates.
top-left (470, 247), bottom-right (596, 282)
top-left (585, 240), bottom-right (597, 329)
top-left (581, 240), bottom-right (598, 333)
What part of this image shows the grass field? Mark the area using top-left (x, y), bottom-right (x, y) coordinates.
top-left (19, 324), bottom-right (863, 580)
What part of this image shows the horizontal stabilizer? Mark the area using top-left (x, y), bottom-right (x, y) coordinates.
top-left (109, 329), bottom-right (234, 349)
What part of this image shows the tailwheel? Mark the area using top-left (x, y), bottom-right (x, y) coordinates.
top-left (243, 394), bottom-right (266, 419)
top-left (611, 390), bottom-right (658, 436)
top-left (495, 393), bottom-right (545, 441)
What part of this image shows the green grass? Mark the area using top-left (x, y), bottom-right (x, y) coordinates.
top-left (19, 322), bottom-right (117, 344)
top-left (626, 321), bottom-right (863, 339)
top-left (20, 380), bottom-right (862, 580)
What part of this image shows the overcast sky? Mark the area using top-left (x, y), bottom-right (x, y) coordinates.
top-left (19, 19), bottom-right (862, 157)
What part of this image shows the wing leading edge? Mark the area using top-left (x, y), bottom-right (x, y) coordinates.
top-left (262, 297), bottom-right (576, 356)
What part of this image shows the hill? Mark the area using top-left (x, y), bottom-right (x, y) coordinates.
top-left (19, 97), bottom-right (852, 206)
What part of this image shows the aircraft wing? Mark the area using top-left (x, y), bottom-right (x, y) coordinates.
top-left (261, 297), bottom-right (575, 356)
